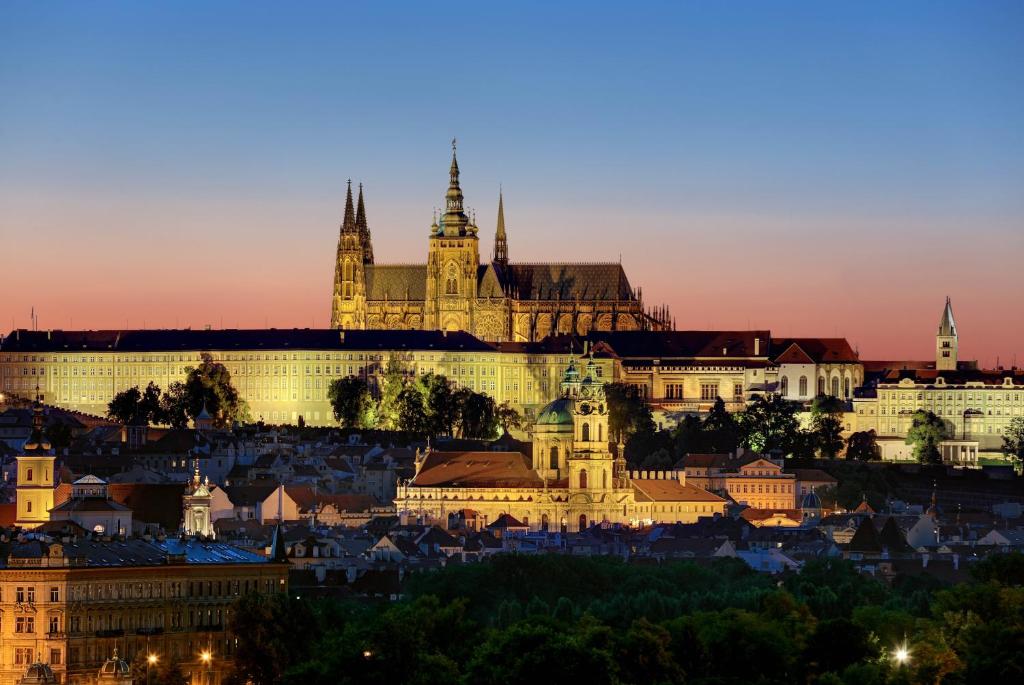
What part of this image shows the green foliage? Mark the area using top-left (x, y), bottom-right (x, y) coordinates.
top-left (906, 410), bottom-right (948, 465)
top-left (396, 385), bottom-right (430, 435)
top-left (327, 376), bottom-right (373, 428)
top-left (809, 395), bottom-right (846, 458)
top-left (228, 592), bottom-right (317, 685)
top-left (738, 393), bottom-right (801, 455)
top-left (107, 381), bottom-right (164, 426)
top-left (457, 387), bottom-right (498, 439)
top-left (605, 382), bottom-right (655, 442)
top-left (161, 353), bottom-right (248, 428)
top-left (233, 552), bottom-right (1024, 685)
top-left (847, 429), bottom-right (881, 461)
top-left (496, 400), bottom-right (523, 434)
top-left (1003, 416), bottom-right (1024, 470)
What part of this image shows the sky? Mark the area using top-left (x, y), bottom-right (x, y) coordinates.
top-left (1, 1), bottom-right (1022, 366)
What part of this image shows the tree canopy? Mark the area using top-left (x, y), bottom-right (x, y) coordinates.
top-left (906, 410), bottom-right (948, 465)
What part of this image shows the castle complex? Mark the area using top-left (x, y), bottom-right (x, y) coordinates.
top-left (329, 142), bottom-right (671, 341)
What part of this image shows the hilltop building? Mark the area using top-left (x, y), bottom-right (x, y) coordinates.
top-left (329, 143), bottom-right (671, 341)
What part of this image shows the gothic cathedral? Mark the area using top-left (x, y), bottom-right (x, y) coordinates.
top-left (330, 143), bottom-right (671, 342)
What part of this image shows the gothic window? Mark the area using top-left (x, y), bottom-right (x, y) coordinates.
top-left (445, 263), bottom-right (459, 295)
top-left (578, 514), bottom-right (588, 531)
top-left (818, 377), bottom-right (826, 396)
top-left (579, 469), bottom-right (588, 489)
top-left (581, 422), bottom-right (590, 442)
top-left (780, 376), bottom-right (789, 396)
top-left (799, 376), bottom-right (808, 396)
top-left (541, 514), bottom-right (549, 532)
top-left (831, 377), bottom-right (840, 397)
top-left (844, 378), bottom-right (851, 399)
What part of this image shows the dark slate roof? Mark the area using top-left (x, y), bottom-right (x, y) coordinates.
top-left (1, 328), bottom-right (495, 353)
top-left (877, 367), bottom-right (1024, 386)
top-left (771, 338), bottom-right (859, 364)
top-left (583, 330), bottom-right (771, 359)
top-left (364, 265), bottom-right (427, 301)
top-left (2, 537), bottom-right (268, 568)
top-left (498, 263), bottom-right (636, 301)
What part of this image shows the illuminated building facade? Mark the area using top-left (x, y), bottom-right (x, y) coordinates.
top-left (0, 537), bottom-right (288, 685)
top-left (395, 358), bottom-right (727, 530)
top-left (329, 143), bottom-right (671, 341)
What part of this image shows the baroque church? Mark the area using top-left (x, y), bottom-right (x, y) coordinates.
top-left (394, 357), bottom-right (726, 532)
top-left (330, 143), bottom-right (671, 342)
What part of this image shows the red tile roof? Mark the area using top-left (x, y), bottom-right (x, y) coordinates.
top-left (632, 479), bottom-right (725, 503)
top-left (412, 451), bottom-right (543, 488)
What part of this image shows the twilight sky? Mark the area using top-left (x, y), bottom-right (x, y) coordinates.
top-left (2, 1), bottom-right (1022, 365)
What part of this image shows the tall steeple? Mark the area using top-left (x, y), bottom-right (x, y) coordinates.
top-left (936, 296), bottom-right (958, 371)
top-left (441, 139), bottom-right (469, 237)
top-left (341, 180), bottom-right (357, 234)
top-left (493, 188), bottom-right (508, 266)
top-left (355, 183), bottom-right (374, 264)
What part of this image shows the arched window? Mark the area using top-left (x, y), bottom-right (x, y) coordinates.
top-left (581, 422), bottom-right (590, 442)
top-left (831, 377), bottom-right (840, 397)
top-left (579, 469), bottom-right (588, 489)
top-left (549, 446), bottom-right (558, 470)
top-left (578, 514), bottom-right (588, 531)
top-left (780, 376), bottom-right (789, 396)
top-left (818, 377), bottom-right (826, 396)
top-left (844, 377), bottom-right (851, 399)
top-left (799, 376), bottom-right (808, 396)
top-left (541, 514), bottom-right (549, 532)
top-left (445, 277), bottom-right (458, 295)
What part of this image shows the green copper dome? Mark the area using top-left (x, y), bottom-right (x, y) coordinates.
top-left (535, 397), bottom-right (573, 427)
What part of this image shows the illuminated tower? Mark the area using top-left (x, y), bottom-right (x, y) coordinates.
top-left (424, 140), bottom-right (480, 332)
top-left (330, 180), bottom-right (372, 329)
top-left (493, 189), bottom-right (508, 266)
top-left (182, 454), bottom-right (214, 538)
top-left (936, 296), bottom-right (958, 371)
top-left (16, 389), bottom-right (56, 529)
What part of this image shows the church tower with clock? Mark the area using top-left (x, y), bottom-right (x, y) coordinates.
top-left (567, 356), bottom-right (614, 497)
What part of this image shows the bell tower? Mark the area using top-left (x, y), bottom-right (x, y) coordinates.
top-left (425, 140), bottom-right (480, 333)
top-left (16, 389), bottom-right (56, 529)
top-left (567, 357), bottom-right (613, 495)
top-left (936, 296), bottom-right (958, 372)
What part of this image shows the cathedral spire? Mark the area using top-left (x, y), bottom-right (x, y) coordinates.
top-left (493, 188), bottom-right (508, 265)
top-left (341, 180), bottom-right (357, 234)
top-left (938, 296), bottom-right (956, 337)
top-left (356, 183), bottom-right (374, 264)
top-left (441, 139), bottom-right (469, 236)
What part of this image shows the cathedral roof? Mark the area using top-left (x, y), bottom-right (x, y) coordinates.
top-left (497, 262), bottom-right (636, 301)
top-left (364, 265), bottom-right (428, 300)
top-left (412, 451), bottom-right (543, 488)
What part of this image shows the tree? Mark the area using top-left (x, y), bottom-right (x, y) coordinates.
top-left (376, 354), bottom-right (408, 431)
top-left (702, 398), bottom-right (740, 453)
top-left (737, 394), bottom-right (801, 455)
top-left (809, 395), bottom-right (845, 459)
top-left (1002, 417), bottom-right (1024, 470)
top-left (906, 410), bottom-right (948, 465)
top-left (396, 385), bottom-right (430, 435)
top-left (107, 382), bottom-right (164, 426)
top-left (327, 376), bottom-right (372, 429)
top-left (130, 654), bottom-right (188, 685)
top-left (228, 593), bottom-right (316, 685)
top-left (458, 388), bottom-right (498, 440)
top-left (846, 430), bottom-right (881, 461)
top-left (605, 382), bottom-right (655, 441)
top-left (422, 373), bottom-right (460, 437)
top-left (162, 354), bottom-right (248, 428)
top-left (496, 401), bottom-right (523, 434)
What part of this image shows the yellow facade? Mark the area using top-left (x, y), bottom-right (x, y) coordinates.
top-left (16, 454), bottom-right (56, 529)
top-left (0, 546), bottom-right (287, 685)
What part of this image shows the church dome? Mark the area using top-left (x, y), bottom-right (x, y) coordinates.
top-left (801, 489), bottom-right (822, 511)
top-left (19, 662), bottom-right (57, 684)
top-left (98, 650), bottom-right (131, 681)
top-left (535, 397), bottom-right (573, 428)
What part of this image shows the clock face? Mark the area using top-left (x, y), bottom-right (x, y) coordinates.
top-left (579, 402), bottom-right (592, 415)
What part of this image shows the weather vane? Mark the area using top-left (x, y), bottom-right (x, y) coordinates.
top-left (452, 137), bottom-right (457, 151)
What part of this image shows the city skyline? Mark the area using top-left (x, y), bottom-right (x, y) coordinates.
top-left (3, 1), bottom-right (1022, 365)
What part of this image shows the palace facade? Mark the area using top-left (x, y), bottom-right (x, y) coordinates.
top-left (329, 144), bottom-right (671, 341)
top-left (394, 358), bottom-right (727, 531)
top-left (854, 298), bottom-right (1024, 455)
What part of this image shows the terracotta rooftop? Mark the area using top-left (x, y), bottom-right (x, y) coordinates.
top-left (412, 451), bottom-right (543, 488)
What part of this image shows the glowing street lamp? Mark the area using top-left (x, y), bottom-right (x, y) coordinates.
top-left (146, 654), bottom-right (158, 685)
top-left (362, 650), bottom-right (373, 659)
top-left (893, 643), bottom-right (911, 666)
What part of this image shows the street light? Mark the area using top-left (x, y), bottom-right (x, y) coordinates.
top-left (146, 654), bottom-right (157, 685)
top-left (893, 642), bottom-right (911, 666)
top-left (200, 650), bottom-right (212, 664)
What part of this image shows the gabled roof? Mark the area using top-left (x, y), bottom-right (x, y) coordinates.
top-left (847, 518), bottom-right (882, 552)
top-left (412, 451), bottom-right (543, 488)
top-left (771, 338), bottom-right (859, 364)
top-left (486, 513), bottom-right (527, 530)
top-left (632, 479), bottom-right (726, 503)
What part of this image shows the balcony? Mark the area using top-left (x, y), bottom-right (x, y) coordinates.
top-left (95, 629), bottom-right (125, 638)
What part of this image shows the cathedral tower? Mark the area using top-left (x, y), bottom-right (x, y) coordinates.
top-left (936, 296), bottom-right (958, 371)
top-left (331, 181), bottom-right (372, 329)
top-left (425, 140), bottom-right (480, 332)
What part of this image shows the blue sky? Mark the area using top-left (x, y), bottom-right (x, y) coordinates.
top-left (2, 1), bottom-right (1022, 362)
